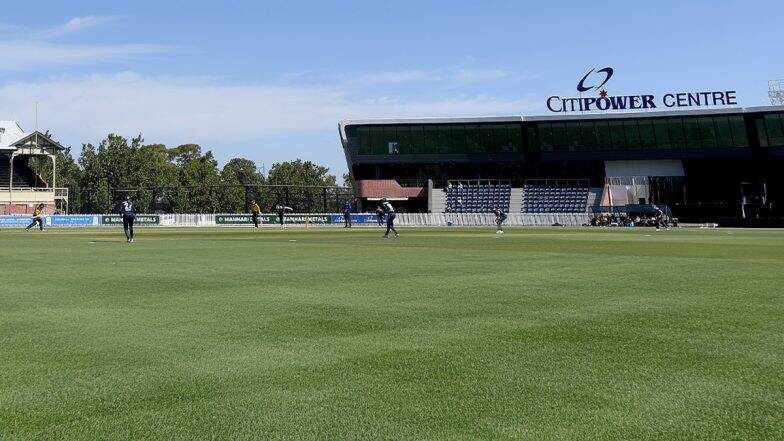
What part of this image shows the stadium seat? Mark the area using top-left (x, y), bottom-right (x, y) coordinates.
top-left (521, 180), bottom-right (589, 213)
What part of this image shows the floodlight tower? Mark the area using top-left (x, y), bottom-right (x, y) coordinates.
top-left (769, 80), bottom-right (784, 105)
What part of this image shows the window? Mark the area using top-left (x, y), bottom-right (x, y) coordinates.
top-left (595, 121), bottom-right (611, 150)
top-left (464, 124), bottom-right (481, 153)
top-left (638, 119), bottom-right (656, 149)
top-left (506, 124), bottom-right (522, 152)
top-left (565, 122), bottom-right (580, 151)
top-left (449, 125), bottom-right (465, 153)
top-left (729, 116), bottom-right (748, 147)
top-left (764, 113), bottom-right (784, 146)
top-left (410, 125), bottom-right (425, 153)
top-left (667, 118), bottom-right (686, 148)
top-left (653, 119), bottom-right (671, 149)
top-left (697, 117), bottom-right (717, 148)
top-left (369, 126), bottom-right (384, 154)
top-left (480, 124), bottom-right (495, 152)
top-left (623, 120), bottom-right (641, 149)
top-left (579, 121), bottom-right (597, 150)
top-left (539, 124), bottom-right (554, 152)
top-left (683, 118), bottom-right (702, 148)
top-left (423, 125), bottom-right (439, 153)
top-left (713, 116), bottom-right (733, 147)
top-left (609, 120), bottom-right (626, 150)
top-left (396, 125), bottom-right (412, 153)
top-left (357, 126), bottom-right (371, 154)
top-left (525, 126), bottom-right (537, 153)
top-left (551, 123), bottom-right (567, 152)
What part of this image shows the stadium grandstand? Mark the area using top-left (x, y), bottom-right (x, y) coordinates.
top-left (340, 106), bottom-right (784, 226)
top-left (0, 121), bottom-right (68, 215)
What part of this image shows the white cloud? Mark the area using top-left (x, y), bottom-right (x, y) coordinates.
top-left (0, 41), bottom-right (168, 70)
top-left (0, 72), bottom-right (538, 150)
top-left (0, 16), bottom-right (167, 70)
top-left (286, 67), bottom-right (514, 87)
top-left (37, 16), bottom-right (113, 39)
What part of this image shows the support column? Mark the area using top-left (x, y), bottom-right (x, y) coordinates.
top-left (51, 153), bottom-right (57, 189)
top-left (8, 153), bottom-right (14, 214)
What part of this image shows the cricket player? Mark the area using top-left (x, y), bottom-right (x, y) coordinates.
top-left (342, 200), bottom-right (353, 228)
top-left (380, 198), bottom-right (399, 238)
top-left (250, 199), bottom-right (261, 228)
top-left (492, 207), bottom-right (507, 234)
top-left (25, 203), bottom-right (46, 231)
top-left (120, 194), bottom-right (136, 243)
top-left (275, 204), bottom-right (293, 227)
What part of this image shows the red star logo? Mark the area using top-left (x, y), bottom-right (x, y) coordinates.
top-left (599, 89), bottom-right (608, 98)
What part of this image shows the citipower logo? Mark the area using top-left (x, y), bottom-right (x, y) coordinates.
top-left (576, 67), bottom-right (614, 93)
top-left (547, 66), bottom-right (737, 113)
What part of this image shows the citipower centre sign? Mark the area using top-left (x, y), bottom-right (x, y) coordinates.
top-left (547, 67), bottom-right (738, 113)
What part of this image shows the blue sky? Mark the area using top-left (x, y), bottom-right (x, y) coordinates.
top-left (1, 1), bottom-right (781, 175)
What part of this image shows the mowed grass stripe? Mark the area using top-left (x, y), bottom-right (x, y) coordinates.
top-left (1, 227), bottom-right (782, 440)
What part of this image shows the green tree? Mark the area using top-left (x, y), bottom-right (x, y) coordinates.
top-left (267, 159), bottom-right (337, 211)
top-left (218, 165), bottom-right (246, 213)
top-left (177, 147), bottom-right (220, 213)
top-left (224, 158), bottom-right (264, 185)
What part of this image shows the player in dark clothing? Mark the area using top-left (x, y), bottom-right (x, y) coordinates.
top-left (342, 200), bottom-right (352, 228)
top-left (119, 195), bottom-right (136, 242)
top-left (654, 206), bottom-right (670, 231)
top-left (250, 200), bottom-right (261, 229)
top-left (492, 208), bottom-right (507, 234)
top-left (375, 206), bottom-right (385, 226)
top-left (380, 198), bottom-right (399, 238)
top-left (275, 204), bottom-right (292, 228)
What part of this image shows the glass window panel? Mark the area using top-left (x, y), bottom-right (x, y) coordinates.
top-left (609, 120), bottom-right (626, 150)
top-left (697, 117), bottom-right (717, 148)
top-left (638, 119), bottom-right (656, 149)
top-left (729, 116), bottom-right (748, 147)
top-left (491, 125), bottom-right (506, 152)
top-left (764, 113), bottom-right (784, 146)
top-left (395, 125), bottom-right (412, 153)
top-left (551, 123), bottom-right (567, 152)
top-left (423, 125), bottom-right (437, 153)
top-left (409, 125), bottom-right (424, 153)
top-left (369, 126), bottom-right (384, 154)
top-left (357, 126), bottom-right (370, 154)
top-left (683, 118), bottom-right (701, 148)
top-left (539, 123), bottom-right (553, 152)
top-left (565, 122), bottom-right (580, 151)
top-left (479, 124), bottom-right (494, 152)
top-left (713, 117), bottom-right (733, 147)
top-left (506, 124), bottom-right (522, 152)
top-left (464, 124), bottom-right (481, 153)
top-left (595, 121), bottom-right (611, 150)
top-left (449, 124), bottom-right (465, 153)
top-left (667, 118), bottom-right (686, 148)
top-left (623, 120), bottom-right (641, 149)
top-left (579, 121), bottom-right (597, 151)
top-left (525, 126), bottom-right (537, 153)
top-left (653, 119), bottom-right (670, 149)
top-left (755, 119), bottom-right (768, 147)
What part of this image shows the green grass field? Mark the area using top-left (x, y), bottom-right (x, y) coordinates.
top-left (1, 226), bottom-right (782, 440)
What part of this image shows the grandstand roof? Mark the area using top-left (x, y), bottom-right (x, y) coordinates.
top-left (0, 120), bottom-right (64, 151)
top-left (0, 121), bottom-right (28, 150)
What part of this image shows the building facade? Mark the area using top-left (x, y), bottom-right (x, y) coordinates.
top-left (0, 121), bottom-right (67, 215)
top-left (339, 106), bottom-right (784, 225)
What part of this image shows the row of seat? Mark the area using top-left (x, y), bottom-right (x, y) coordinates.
top-left (522, 185), bottom-right (588, 213)
top-left (446, 183), bottom-right (510, 213)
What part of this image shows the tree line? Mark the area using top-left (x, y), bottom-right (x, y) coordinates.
top-left (29, 134), bottom-right (350, 214)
